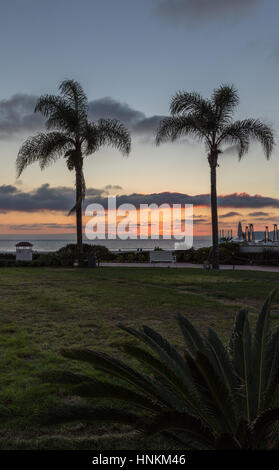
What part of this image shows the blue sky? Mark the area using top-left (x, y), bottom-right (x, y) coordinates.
top-left (0, 0), bottom-right (279, 233)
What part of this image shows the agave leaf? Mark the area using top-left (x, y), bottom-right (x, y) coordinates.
top-left (214, 433), bottom-right (240, 450)
top-left (121, 326), bottom-right (216, 428)
top-left (185, 351), bottom-right (238, 435)
top-left (119, 325), bottom-right (189, 389)
top-left (143, 410), bottom-right (215, 449)
top-left (60, 348), bottom-right (181, 408)
top-left (229, 309), bottom-right (252, 421)
top-left (177, 314), bottom-right (207, 355)
top-left (123, 344), bottom-right (196, 410)
top-left (263, 327), bottom-right (279, 408)
top-left (250, 407), bottom-right (279, 449)
top-left (252, 291), bottom-right (276, 417)
top-left (42, 370), bottom-right (161, 412)
top-left (70, 380), bottom-right (162, 412)
top-left (207, 327), bottom-right (235, 392)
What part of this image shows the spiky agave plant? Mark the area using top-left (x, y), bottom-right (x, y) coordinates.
top-left (43, 291), bottom-right (279, 449)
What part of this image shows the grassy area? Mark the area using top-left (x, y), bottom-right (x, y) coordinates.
top-left (0, 266), bottom-right (279, 449)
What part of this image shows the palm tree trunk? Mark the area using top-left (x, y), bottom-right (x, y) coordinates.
top-left (75, 160), bottom-right (83, 266)
top-left (209, 157), bottom-right (219, 269)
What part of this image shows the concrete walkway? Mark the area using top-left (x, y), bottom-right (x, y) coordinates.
top-left (100, 262), bottom-right (279, 273)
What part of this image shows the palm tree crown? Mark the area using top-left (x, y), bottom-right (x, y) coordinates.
top-left (17, 80), bottom-right (131, 177)
top-left (156, 85), bottom-right (273, 159)
top-left (16, 80), bottom-right (131, 262)
top-left (156, 85), bottom-right (274, 268)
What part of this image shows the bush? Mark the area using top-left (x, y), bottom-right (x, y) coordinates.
top-left (43, 291), bottom-right (279, 449)
top-left (57, 244), bottom-right (116, 263)
top-left (114, 251), bottom-right (149, 263)
top-left (176, 243), bottom-right (242, 265)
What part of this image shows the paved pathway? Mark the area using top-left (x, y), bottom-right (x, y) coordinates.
top-left (100, 262), bottom-right (279, 273)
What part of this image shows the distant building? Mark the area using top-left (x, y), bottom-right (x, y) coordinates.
top-left (15, 242), bottom-right (33, 261)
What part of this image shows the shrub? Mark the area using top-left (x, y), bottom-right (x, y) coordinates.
top-left (114, 251), bottom-right (149, 263)
top-left (57, 244), bottom-right (116, 262)
top-left (42, 291), bottom-right (279, 449)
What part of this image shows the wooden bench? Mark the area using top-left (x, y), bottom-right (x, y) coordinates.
top-left (149, 251), bottom-right (176, 264)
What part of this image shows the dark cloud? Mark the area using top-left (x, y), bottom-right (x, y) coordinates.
top-left (1, 186), bottom-right (279, 213)
top-left (88, 97), bottom-right (145, 127)
top-left (193, 218), bottom-right (208, 224)
top-left (88, 192), bottom-right (279, 210)
top-left (0, 94), bottom-right (44, 138)
top-left (132, 115), bottom-right (164, 135)
top-left (8, 223), bottom-right (76, 231)
top-left (248, 211), bottom-right (271, 217)
top-left (0, 185), bottom-right (19, 194)
top-left (0, 94), bottom-right (164, 140)
top-left (220, 211), bottom-right (242, 218)
top-left (155, 0), bottom-right (262, 26)
top-left (104, 184), bottom-right (123, 191)
top-left (218, 193), bottom-right (279, 209)
top-left (88, 97), bottom-right (165, 137)
top-left (0, 184), bottom-right (108, 212)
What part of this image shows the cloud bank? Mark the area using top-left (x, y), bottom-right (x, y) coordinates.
top-left (1, 185), bottom-right (279, 213)
top-left (0, 94), bottom-right (165, 140)
top-left (155, 0), bottom-right (262, 26)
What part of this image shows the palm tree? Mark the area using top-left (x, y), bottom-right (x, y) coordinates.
top-left (42, 291), bottom-right (279, 449)
top-left (16, 80), bottom-right (131, 265)
top-left (156, 85), bottom-right (274, 269)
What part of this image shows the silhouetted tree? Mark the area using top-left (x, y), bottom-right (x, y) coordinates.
top-left (156, 85), bottom-right (274, 269)
top-left (16, 80), bottom-right (131, 264)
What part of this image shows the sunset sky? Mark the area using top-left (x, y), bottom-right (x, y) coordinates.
top-left (0, 0), bottom-right (279, 237)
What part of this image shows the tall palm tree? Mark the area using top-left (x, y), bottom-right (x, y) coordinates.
top-left (16, 80), bottom-right (131, 265)
top-left (156, 85), bottom-right (274, 269)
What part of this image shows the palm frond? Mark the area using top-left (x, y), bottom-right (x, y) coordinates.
top-left (16, 132), bottom-right (74, 177)
top-left (59, 79), bottom-right (88, 116)
top-left (35, 94), bottom-right (69, 118)
top-left (144, 410), bottom-right (215, 449)
top-left (219, 119), bottom-right (274, 159)
top-left (81, 122), bottom-right (100, 155)
top-left (212, 84), bottom-right (239, 124)
top-left (170, 91), bottom-right (213, 117)
top-left (94, 118), bottom-right (131, 156)
top-left (156, 115), bottom-right (208, 145)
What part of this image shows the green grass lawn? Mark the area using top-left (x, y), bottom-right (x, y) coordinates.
top-left (0, 266), bottom-right (279, 449)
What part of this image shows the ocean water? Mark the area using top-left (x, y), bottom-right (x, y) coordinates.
top-left (0, 234), bottom-right (212, 253)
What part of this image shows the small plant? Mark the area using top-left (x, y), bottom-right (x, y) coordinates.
top-left (42, 291), bottom-right (279, 449)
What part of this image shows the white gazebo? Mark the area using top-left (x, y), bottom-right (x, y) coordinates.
top-left (15, 242), bottom-right (33, 261)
